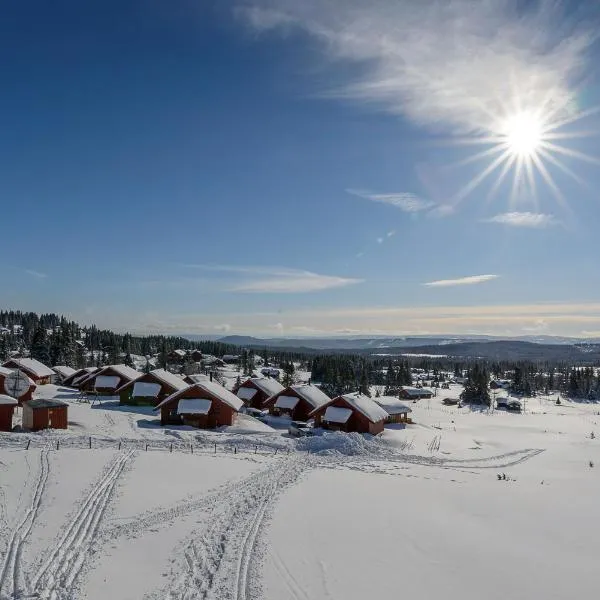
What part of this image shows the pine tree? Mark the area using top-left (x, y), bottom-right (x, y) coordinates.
top-left (124, 352), bottom-right (134, 368)
top-left (359, 368), bottom-right (370, 397)
top-left (282, 362), bottom-right (295, 388)
top-left (30, 325), bottom-right (50, 365)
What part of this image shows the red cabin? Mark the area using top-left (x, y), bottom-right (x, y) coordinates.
top-left (263, 384), bottom-right (330, 422)
top-left (235, 377), bottom-right (284, 409)
top-left (0, 395), bottom-right (18, 431)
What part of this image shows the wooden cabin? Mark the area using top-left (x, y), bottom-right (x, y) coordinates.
top-left (0, 394), bottom-right (18, 431)
top-left (79, 364), bottom-right (140, 395)
top-left (235, 377), bottom-right (285, 409)
top-left (2, 358), bottom-right (55, 385)
top-left (155, 381), bottom-right (243, 428)
top-left (62, 367), bottom-right (98, 388)
top-left (263, 384), bottom-right (330, 422)
top-left (310, 392), bottom-right (389, 435)
top-left (117, 369), bottom-right (188, 406)
top-left (189, 350), bottom-right (203, 362)
top-left (52, 365), bottom-right (77, 384)
top-left (0, 367), bottom-right (36, 404)
top-left (373, 396), bottom-right (413, 424)
top-left (22, 399), bottom-right (68, 431)
top-left (399, 386), bottom-right (434, 401)
top-left (183, 373), bottom-right (211, 385)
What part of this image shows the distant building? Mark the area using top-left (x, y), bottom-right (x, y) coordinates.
top-left (52, 365), bottom-right (77, 384)
top-left (310, 392), bottom-right (389, 435)
top-left (373, 396), bottom-right (413, 424)
top-left (263, 384), bottom-right (330, 421)
top-left (63, 367), bottom-right (98, 388)
top-left (79, 364), bottom-right (140, 395)
top-left (155, 381), bottom-right (244, 428)
top-left (2, 358), bottom-right (55, 385)
top-left (399, 386), bottom-right (433, 401)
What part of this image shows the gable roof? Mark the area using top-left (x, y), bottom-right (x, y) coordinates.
top-left (246, 377), bottom-right (284, 397)
top-left (290, 384), bottom-right (330, 409)
top-left (373, 396), bottom-right (412, 415)
top-left (116, 369), bottom-right (188, 393)
top-left (156, 381), bottom-right (243, 412)
top-left (3, 358), bottom-right (54, 378)
top-left (80, 364), bottom-right (140, 386)
top-left (401, 386), bottom-right (432, 397)
top-left (311, 392), bottom-right (388, 423)
top-left (26, 398), bottom-right (68, 409)
top-left (52, 366), bottom-right (77, 378)
top-left (0, 394), bottom-right (18, 406)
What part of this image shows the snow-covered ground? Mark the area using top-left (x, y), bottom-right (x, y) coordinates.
top-left (1, 383), bottom-right (599, 599)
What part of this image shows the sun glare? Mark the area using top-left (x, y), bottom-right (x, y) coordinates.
top-left (503, 112), bottom-right (543, 157)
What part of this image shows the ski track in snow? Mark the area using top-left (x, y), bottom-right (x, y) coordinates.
top-left (145, 455), bottom-right (311, 600)
top-left (29, 450), bottom-right (134, 600)
top-left (0, 449), bottom-right (50, 600)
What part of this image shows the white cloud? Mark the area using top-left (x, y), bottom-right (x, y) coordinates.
top-left (376, 237), bottom-right (384, 244)
top-left (183, 264), bottom-right (362, 293)
top-left (484, 212), bottom-right (559, 228)
top-left (214, 323), bottom-right (232, 332)
top-left (238, 0), bottom-right (592, 134)
top-left (349, 189), bottom-right (435, 213)
top-left (25, 269), bottom-right (47, 279)
top-left (424, 274), bottom-right (499, 287)
top-left (386, 230), bottom-right (396, 237)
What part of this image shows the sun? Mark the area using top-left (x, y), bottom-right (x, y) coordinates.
top-left (503, 112), bottom-right (544, 157)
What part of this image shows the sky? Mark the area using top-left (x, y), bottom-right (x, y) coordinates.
top-left (1, 0), bottom-right (600, 338)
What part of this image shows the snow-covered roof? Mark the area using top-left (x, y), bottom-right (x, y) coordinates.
top-left (339, 393), bottom-right (389, 423)
top-left (52, 366), bottom-right (77, 378)
top-left (148, 369), bottom-right (188, 391)
top-left (133, 381), bottom-right (161, 397)
top-left (4, 358), bottom-right (54, 378)
top-left (275, 395), bottom-right (300, 410)
top-left (401, 386), bottom-right (433, 397)
top-left (81, 364), bottom-right (140, 387)
top-left (95, 375), bottom-right (121, 390)
top-left (291, 384), bottom-right (330, 409)
top-left (0, 366), bottom-right (14, 377)
top-left (373, 396), bottom-right (412, 415)
top-left (177, 398), bottom-right (212, 415)
top-left (248, 377), bottom-right (284, 397)
top-left (237, 387), bottom-right (257, 401)
top-left (324, 406), bottom-right (353, 424)
top-left (0, 394), bottom-right (18, 406)
top-left (185, 374), bottom-right (211, 384)
top-left (156, 381), bottom-right (243, 412)
top-left (171, 349), bottom-right (187, 357)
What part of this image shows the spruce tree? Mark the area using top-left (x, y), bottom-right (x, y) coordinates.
top-left (30, 325), bottom-right (51, 365)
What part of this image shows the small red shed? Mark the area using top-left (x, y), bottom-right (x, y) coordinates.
top-left (155, 381), bottom-right (243, 428)
top-left (235, 377), bottom-right (284, 409)
top-left (0, 394), bottom-right (18, 431)
top-left (263, 384), bottom-right (330, 421)
top-left (310, 392), bottom-right (389, 435)
top-left (22, 398), bottom-right (69, 431)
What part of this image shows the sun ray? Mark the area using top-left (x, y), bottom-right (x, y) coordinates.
top-left (452, 150), bottom-right (511, 203)
top-left (524, 157), bottom-right (538, 211)
top-left (544, 105), bottom-right (600, 132)
top-left (445, 143), bottom-right (508, 169)
top-left (530, 153), bottom-right (568, 211)
top-left (485, 153), bottom-right (517, 207)
top-left (540, 141), bottom-right (600, 166)
top-left (537, 147), bottom-right (588, 188)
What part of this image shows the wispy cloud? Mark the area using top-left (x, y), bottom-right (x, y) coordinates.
top-left (238, 0), bottom-right (593, 134)
top-left (183, 264), bottom-right (362, 293)
top-left (349, 189), bottom-right (436, 213)
top-left (25, 269), bottom-right (48, 279)
top-left (424, 274), bottom-right (499, 287)
top-left (483, 212), bottom-right (559, 228)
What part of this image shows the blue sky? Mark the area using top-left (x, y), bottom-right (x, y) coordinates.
top-left (1, 0), bottom-right (600, 337)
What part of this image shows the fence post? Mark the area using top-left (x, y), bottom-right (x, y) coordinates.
top-left (89, 436), bottom-right (92, 449)
top-left (170, 443), bottom-right (173, 453)
top-left (57, 440), bottom-right (60, 450)
top-left (119, 441), bottom-right (122, 450)
top-left (145, 443), bottom-right (148, 452)
top-left (214, 443), bottom-right (217, 454)
top-left (254, 446), bottom-right (257, 454)
top-left (190, 444), bottom-right (193, 454)
top-left (274, 448), bottom-right (278, 455)
top-left (26, 439), bottom-right (31, 450)
top-left (234, 446), bottom-right (237, 454)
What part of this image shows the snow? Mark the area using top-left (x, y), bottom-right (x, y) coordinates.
top-left (2, 382), bottom-right (600, 599)
top-left (323, 405), bottom-right (352, 423)
top-left (249, 377), bottom-right (285, 397)
top-left (94, 375), bottom-right (121, 389)
top-left (177, 398), bottom-right (212, 415)
top-left (132, 381), bottom-right (161, 397)
top-left (274, 395), bottom-right (300, 410)
top-left (374, 395), bottom-right (412, 415)
top-left (339, 392), bottom-right (389, 422)
top-left (3, 358), bottom-right (54, 378)
top-left (0, 394), bottom-right (17, 405)
top-left (157, 381), bottom-right (244, 412)
top-left (237, 386), bottom-right (257, 400)
top-left (52, 366), bottom-right (77, 378)
top-left (148, 368), bottom-right (188, 391)
top-left (291, 384), bottom-right (330, 408)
